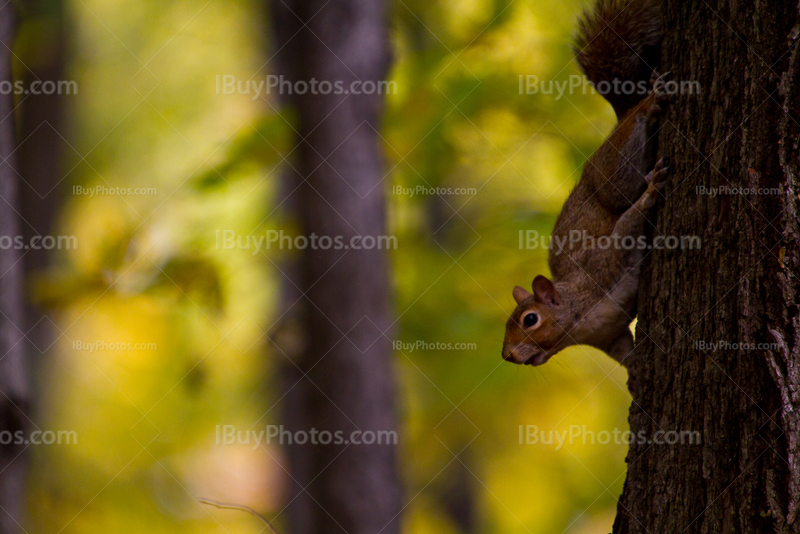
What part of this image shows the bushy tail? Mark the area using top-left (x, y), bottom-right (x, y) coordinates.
top-left (573, 0), bottom-right (661, 117)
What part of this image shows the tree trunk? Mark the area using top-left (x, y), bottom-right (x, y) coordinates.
top-left (614, 1), bottom-right (800, 532)
top-left (268, 1), bottom-right (402, 533)
top-left (0, 4), bottom-right (30, 533)
top-left (18, 0), bottom-right (67, 357)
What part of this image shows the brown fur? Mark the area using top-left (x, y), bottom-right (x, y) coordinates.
top-left (573, 0), bottom-right (661, 117)
top-left (503, 0), bottom-right (666, 368)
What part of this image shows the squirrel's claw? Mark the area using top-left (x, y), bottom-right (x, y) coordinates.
top-left (646, 158), bottom-right (669, 185)
top-left (642, 158), bottom-right (669, 206)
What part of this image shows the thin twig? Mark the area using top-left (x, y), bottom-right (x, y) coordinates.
top-left (198, 498), bottom-right (280, 534)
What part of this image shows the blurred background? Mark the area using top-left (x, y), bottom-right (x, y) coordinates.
top-left (7, 0), bottom-right (631, 532)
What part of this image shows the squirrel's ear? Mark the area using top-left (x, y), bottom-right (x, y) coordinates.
top-left (512, 286), bottom-right (532, 305)
top-left (532, 275), bottom-right (562, 306)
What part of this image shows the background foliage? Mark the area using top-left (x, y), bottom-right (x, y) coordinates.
top-left (22, 0), bottom-right (631, 532)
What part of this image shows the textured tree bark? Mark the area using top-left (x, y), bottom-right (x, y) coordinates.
top-left (614, 1), bottom-right (800, 532)
top-left (268, 1), bottom-right (403, 533)
top-left (0, 4), bottom-right (29, 533)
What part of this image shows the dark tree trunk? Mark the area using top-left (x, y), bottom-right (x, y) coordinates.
top-left (268, 1), bottom-right (402, 534)
top-left (0, 5), bottom-right (29, 533)
top-left (18, 0), bottom-right (67, 356)
top-left (614, 1), bottom-right (800, 532)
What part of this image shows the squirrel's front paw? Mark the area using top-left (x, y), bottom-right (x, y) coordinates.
top-left (646, 157), bottom-right (669, 186)
top-left (642, 158), bottom-right (669, 208)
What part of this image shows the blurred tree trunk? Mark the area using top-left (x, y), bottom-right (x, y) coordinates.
top-left (0, 4), bottom-right (30, 533)
top-left (614, 1), bottom-right (800, 532)
top-left (18, 0), bottom-right (67, 358)
top-left (268, 1), bottom-right (402, 534)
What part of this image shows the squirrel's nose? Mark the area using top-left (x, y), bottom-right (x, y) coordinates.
top-left (501, 345), bottom-right (519, 363)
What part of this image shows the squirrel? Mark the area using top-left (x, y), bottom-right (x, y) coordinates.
top-left (502, 0), bottom-right (669, 368)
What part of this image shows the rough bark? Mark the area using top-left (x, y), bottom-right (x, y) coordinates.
top-left (0, 4), bottom-right (29, 533)
top-left (614, 1), bottom-right (800, 533)
top-left (268, 1), bottom-right (402, 533)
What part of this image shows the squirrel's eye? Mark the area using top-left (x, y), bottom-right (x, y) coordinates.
top-left (523, 313), bottom-right (538, 328)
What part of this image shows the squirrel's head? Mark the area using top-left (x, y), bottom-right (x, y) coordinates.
top-left (502, 275), bottom-right (568, 366)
